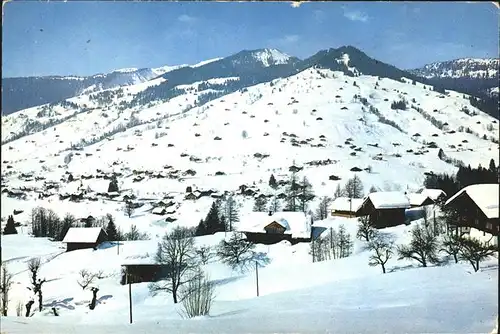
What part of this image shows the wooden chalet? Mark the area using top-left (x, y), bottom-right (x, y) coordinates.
top-left (444, 184), bottom-right (499, 245)
top-left (184, 192), bottom-right (197, 200)
top-left (238, 211), bottom-right (312, 245)
top-left (62, 227), bottom-right (108, 252)
top-left (357, 192), bottom-right (411, 228)
top-left (329, 197), bottom-right (364, 217)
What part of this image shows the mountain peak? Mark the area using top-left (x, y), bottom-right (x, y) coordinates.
top-left (231, 48), bottom-right (296, 67)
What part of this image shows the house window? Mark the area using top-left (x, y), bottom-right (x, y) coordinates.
top-left (486, 223), bottom-right (493, 230)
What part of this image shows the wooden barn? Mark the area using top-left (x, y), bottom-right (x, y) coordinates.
top-left (62, 227), bottom-right (108, 252)
top-left (121, 263), bottom-right (177, 285)
top-left (329, 197), bottom-right (364, 217)
top-left (357, 192), bottom-right (411, 228)
top-left (444, 184), bottom-right (499, 246)
top-left (238, 211), bottom-right (312, 245)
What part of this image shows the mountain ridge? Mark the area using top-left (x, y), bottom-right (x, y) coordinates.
top-left (2, 46), bottom-right (497, 118)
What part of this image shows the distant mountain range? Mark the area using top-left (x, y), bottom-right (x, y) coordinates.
top-left (2, 47), bottom-right (498, 118)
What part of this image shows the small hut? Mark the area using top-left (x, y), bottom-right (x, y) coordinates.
top-left (62, 227), bottom-right (108, 252)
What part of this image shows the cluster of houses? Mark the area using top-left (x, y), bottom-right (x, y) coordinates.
top-left (329, 185), bottom-right (499, 246)
top-left (52, 183), bottom-right (498, 285)
top-left (59, 184), bottom-right (499, 254)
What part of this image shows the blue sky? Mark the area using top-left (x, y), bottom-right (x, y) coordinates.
top-left (2, 1), bottom-right (498, 77)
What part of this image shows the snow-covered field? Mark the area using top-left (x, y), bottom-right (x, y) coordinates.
top-left (1, 219), bottom-right (498, 333)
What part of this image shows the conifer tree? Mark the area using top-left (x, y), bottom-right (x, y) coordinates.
top-left (268, 174), bottom-right (278, 189)
top-left (3, 215), bottom-right (17, 235)
top-left (105, 214), bottom-right (118, 241)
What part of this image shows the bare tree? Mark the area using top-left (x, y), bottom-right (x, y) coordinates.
top-left (285, 168), bottom-right (300, 212)
top-left (334, 184), bottom-right (345, 198)
top-left (366, 232), bottom-right (394, 274)
top-left (297, 176), bottom-right (315, 213)
top-left (179, 269), bottom-right (215, 318)
top-left (77, 269), bottom-right (98, 290)
top-left (338, 225), bottom-right (353, 258)
top-left (397, 224), bottom-right (440, 267)
top-left (89, 287), bottom-right (99, 310)
top-left (268, 196), bottom-right (281, 213)
top-left (216, 233), bottom-right (256, 272)
top-left (0, 264), bottom-right (13, 316)
top-left (15, 300), bottom-right (23, 316)
top-left (124, 224), bottom-right (149, 240)
top-left (149, 227), bottom-right (199, 304)
top-left (315, 196), bottom-right (332, 220)
top-left (344, 175), bottom-right (364, 199)
top-left (223, 195), bottom-right (240, 231)
top-left (123, 200), bottom-right (135, 218)
top-left (310, 236), bottom-right (330, 262)
top-left (195, 246), bottom-right (214, 265)
top-left (25, 300), bottom-right (34, 317)
top-left (356, 216), bottom-right (376, 242)
top-left (440, 234), bottom-right (463, 263)
top-left (27, 257), bottom-right (46, 312)
top-left (458, 237), bottom-right (497, 272)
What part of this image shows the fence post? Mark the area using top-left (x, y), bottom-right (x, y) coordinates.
top-left (312, 237), bottom-right (315, 263)
top-left (128, 271), bottom-right (133, 324)
top-left (255, 261), bottom-right (259, 297)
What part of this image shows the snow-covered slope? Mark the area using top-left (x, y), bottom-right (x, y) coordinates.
top-left (0, 221), bottom-right (497, 333)
top-left (1, 65), bottom-right (499, 237)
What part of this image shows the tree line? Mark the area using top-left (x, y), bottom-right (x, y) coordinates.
top-left (24, 207), bottom-right (148, 242)
top-left (424, 160), bottom-right (499, 199)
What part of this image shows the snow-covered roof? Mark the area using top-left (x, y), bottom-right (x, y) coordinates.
top-left (407, 193), bottom-right (432, 206)
top-left (364, 192), bottom-right (411, 209)
top-left (62, 227), bottom-right (106, 243)
top-left (237, 212), bottom-right (311, 238)
top-left (445, 184), bottom-right (499, 219)
top-left (418, 188), bottom-right (446, 200)
top-left (330, 197), bottom-right (364, 212)
top-left (152, 207), bottom-right (165, 214)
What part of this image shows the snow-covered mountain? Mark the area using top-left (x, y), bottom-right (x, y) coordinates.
top-left (1, 61), bottom-right (216, 116)
top-left (410, 58), bottom-right (499, 79)
top-left (409, 58), bottom-right (499, 119)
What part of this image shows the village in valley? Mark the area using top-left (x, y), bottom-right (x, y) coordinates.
top-left (1, 2), bottom-right (499, 333)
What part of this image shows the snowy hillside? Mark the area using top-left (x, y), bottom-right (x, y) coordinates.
top-left (1, 64), bottom-right (499, 244)
top-left (1, 221), bottom-right (498, 333)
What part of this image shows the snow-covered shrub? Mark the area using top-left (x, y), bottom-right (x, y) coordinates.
top-left (179, 270), bottom-right (215, 318)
